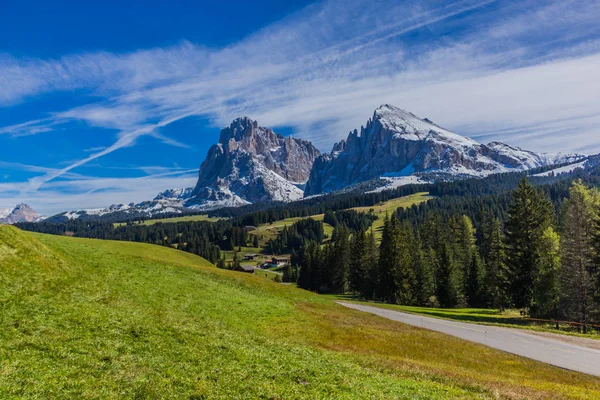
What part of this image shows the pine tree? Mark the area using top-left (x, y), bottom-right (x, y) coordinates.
top-left (482, 218), bottom-right (509, 309)
top-left (298, 243), bottom-right (314, 290)
top-left (331, 226), bottom-right (351, 293)
top-left (436, 243), bottom-right (461, 307)
top-left (415, 230), bottom-right (436, 306)
top-left (232, 249), bottom-right (241, 270)
top-left (466, 252), bottom-right (486, 307)
top-left (453, 215), bottom-right (476, 302)
top-left (531, 226), bottom-right (561, 319)
top-left (396, 220), bottom-right (417, 305)
top-left (377, 214), bottom-right (400, 302)
top-left (504, 177), bottom-right (553, 309)
top-left (559, 181), bottom-right (600, 331)
top-left (363, 229), bottom-right (379, 300)
top-left (349, 229), bottom-right (367, 296)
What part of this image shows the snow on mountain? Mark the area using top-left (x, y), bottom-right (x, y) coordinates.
top-left (305, 104), bottom-right (583, 195)
top-left (186, 116), bottom-right (319, 210)
top-left (533, 159), bottom-right (589, 177)
top-left (0, 204), bottom-right (43, 224)
top-left (154, 188), bottom-right (194, 201)
top-left (54, 188), bottom-right (196, 222)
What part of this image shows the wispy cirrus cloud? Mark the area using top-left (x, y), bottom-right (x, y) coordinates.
top-left (1, 0), bottom-right (600, 212)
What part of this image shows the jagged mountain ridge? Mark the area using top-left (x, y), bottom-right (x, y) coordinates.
top-left (45, 105), bottom-right (590, 222)
top-left (187, 117), bottom-right (320, 210)
top-left (304, 105), bottom-right (582, 195)
top-left (0, 204), bottom-right (43, 224)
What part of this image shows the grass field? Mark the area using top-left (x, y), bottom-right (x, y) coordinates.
top-left (334, 298), bottom-right (600, 339)
top-left (114, 214), bottom-right (222, 227)
top-left (253, 214), bottom-right (335, 246)
top-left (1, 225), bottom-right (599, 398)
top-left (252, 192), bottom-right (432, 245)
top-left (349, 192), bottom-right (433, 239)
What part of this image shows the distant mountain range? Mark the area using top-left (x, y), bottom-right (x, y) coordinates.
top-left (45, 104), bottom-right (592, 222)
top-left (0, 204), bottom-right (43, 224)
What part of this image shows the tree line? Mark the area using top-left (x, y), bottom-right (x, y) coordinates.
top-left (297, 178), bottom-right (600, 332)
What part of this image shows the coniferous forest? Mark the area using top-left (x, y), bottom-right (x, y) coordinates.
top-left (297, 178), bottom-right (600, 331)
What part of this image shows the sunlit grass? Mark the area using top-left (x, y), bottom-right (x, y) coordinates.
top-left (349, 192), bottom-right (433, 239)
top-left (113, 213), bottom-right (222, 227)
top-left (1, 225), bottom-right (598, 398)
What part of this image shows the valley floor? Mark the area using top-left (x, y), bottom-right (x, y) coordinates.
top-left (1, 226), bottom-right (599, 398)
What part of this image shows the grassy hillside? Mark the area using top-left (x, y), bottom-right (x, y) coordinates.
top-left (253, 214), bottom-right (334, 245)
top-left (114, 213), bottom-right (222, 227)
top-left (348, 192), bottom-right (432, 239)
top-left (252, 192), bottom-right (432, 245)
top-left (1, 226), bottom-right (599, 399)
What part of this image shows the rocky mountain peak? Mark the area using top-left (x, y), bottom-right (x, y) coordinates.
top-left (304, 104), bottom-right (582, 195)
top-left (187, 117), bottom-right (320, 210)
top-left (0, 203), bottom-right (43, 224)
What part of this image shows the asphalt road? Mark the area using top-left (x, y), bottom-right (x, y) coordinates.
top-left (338, 302), bottom-right (600, 377)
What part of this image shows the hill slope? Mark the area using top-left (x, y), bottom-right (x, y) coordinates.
top-left (1, 226), bottom-right (598, 398)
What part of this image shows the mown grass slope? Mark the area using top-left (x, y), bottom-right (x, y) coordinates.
top-left (349, 192), bottom-right (433, 239)
top-left (113, 213), bottom-right (222, 227)
top-left (1, 226), bottom-right (599, 399)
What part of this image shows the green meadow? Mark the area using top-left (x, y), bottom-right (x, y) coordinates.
top-left (1, 225), bottom-right (599, 399)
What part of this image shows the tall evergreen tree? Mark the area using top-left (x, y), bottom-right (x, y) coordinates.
top-left (436, 243), bottom-right (461, 308)
top-left (454, 215), bottom-right (477, 302)
top-left (363, 229), bottom-right (379, 300)
top-left (415, 231), bottom-right (436, 306)
top-left (531, 226), bottom-right (561, 318)
top-left (504, 177), bottom-right (553, 309)
top-left (331, 225), bottom-right (351, 293)
top-left (377, 213), bottom-right (400, 302)
top-left (349, 229), bottom-right (367, 295)
top-left (482, 217), bottom-right (509, 309)
top-left (396, 221), bottom-right (417, 305)
top-left (466, 252), bottom-right (486, 307)
top-left (559, 181), bottom-right (600, 331)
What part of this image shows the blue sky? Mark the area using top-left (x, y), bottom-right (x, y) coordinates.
top-left (1, 0), bottom-right (600, 215)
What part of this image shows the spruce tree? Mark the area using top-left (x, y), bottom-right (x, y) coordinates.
top-left (436, 243), bottom-right (461, 307)
top-left (377, 213), bottom-right (400, 302)
top-left (454, 215), bottom-right (476, 302)
top-left (363, 229), bottom-right (379, 300)
top-left (559, 181), bottom-right (600, 331)
top-left (504, 177), bottom-right (553, 309)
top-left (466, 252), bottom-right (486, 307)
top-left (331, 225), bottom-right (351, 294)
top-left (349, 229), bottom-right (367, 296)
top-left (396, 220), bottom-right (417, 305)
top-left (531, 226), bottom-right (561, 318)
top-left (482, 218), bottom-right (509, 309)
top-left (415, 230), bottom-right (436, 306)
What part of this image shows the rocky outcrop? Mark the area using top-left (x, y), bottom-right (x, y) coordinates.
top-left (187, 117), bottom-right (320, 209)
top-left (305, 105), bottom-right (582, 195)
top-left (0, 204), bottom-right (43, 224)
